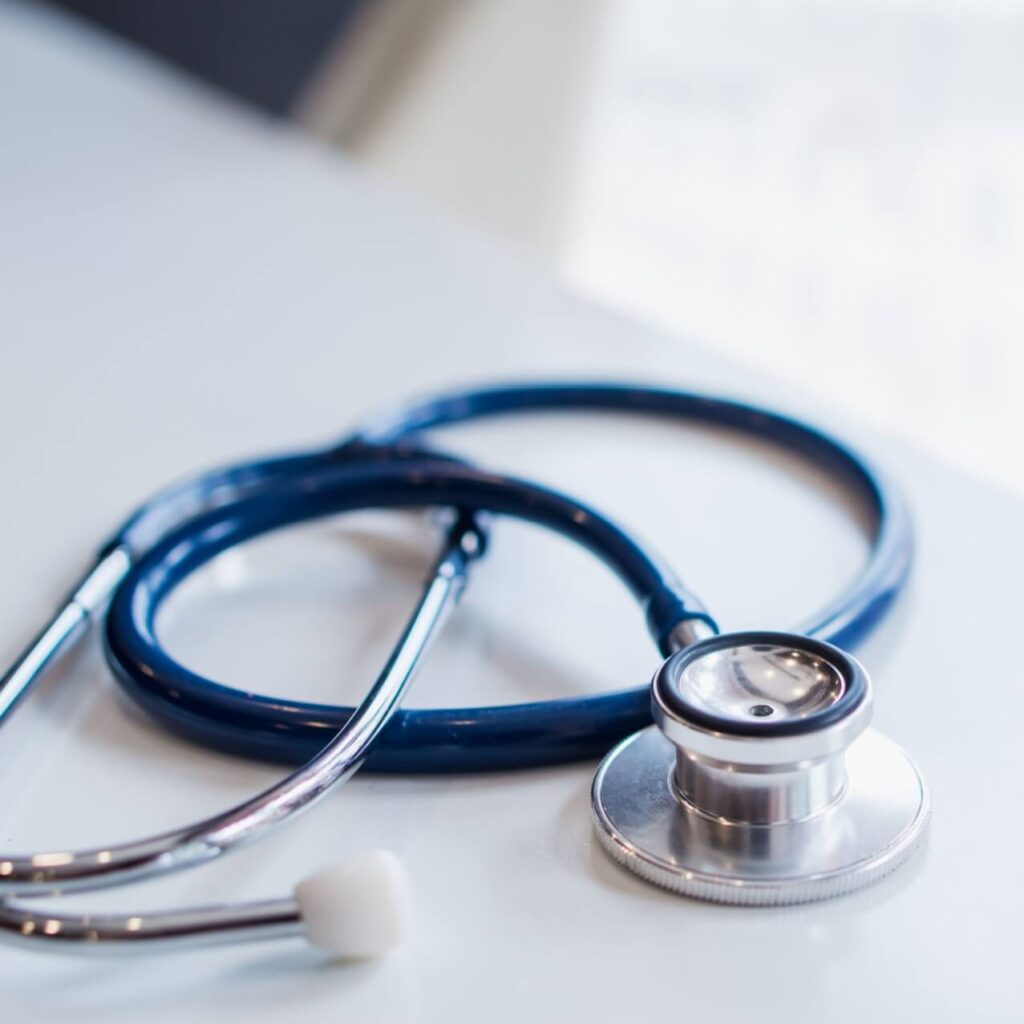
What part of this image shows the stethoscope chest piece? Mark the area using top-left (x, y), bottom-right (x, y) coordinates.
top-left (591, 631), bottom-right (929, 905)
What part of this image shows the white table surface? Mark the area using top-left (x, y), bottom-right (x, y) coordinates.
top-left (1, 4), bottom-right (1021, 1021)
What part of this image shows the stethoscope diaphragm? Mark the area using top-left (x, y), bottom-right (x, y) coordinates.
top-left (591, 631), bottom-right (929, 904)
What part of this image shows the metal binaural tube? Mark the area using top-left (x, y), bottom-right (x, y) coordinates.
top-left (0, 548), bottom-right (131, 724)
top-left (0, 898), bottom-right (304, 953)
top-left (0, 522), bottom-right (481, 951)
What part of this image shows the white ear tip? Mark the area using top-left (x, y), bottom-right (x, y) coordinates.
top-left (295, 849), bottom-right (410, 959)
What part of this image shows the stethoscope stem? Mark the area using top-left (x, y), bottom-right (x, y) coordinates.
top-left (0, 520), bottom-right (483, 951)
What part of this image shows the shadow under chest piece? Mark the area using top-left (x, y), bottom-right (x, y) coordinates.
top-left (591, 630), bottom-right (929, 904)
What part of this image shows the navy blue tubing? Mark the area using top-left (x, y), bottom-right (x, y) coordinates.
top-left (350, 383), bottom-right (911, 651)
top-left (103, 383), bottom-right (912, 772)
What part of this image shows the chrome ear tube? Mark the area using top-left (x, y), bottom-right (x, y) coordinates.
top-left (591, 632), bottom-right (929, 904)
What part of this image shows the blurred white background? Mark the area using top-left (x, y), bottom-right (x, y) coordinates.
top-left (302, 0), bottom-right (1024, 495)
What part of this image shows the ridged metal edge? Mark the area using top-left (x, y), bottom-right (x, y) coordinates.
top-left (591, 796), bottom-right (930, 906)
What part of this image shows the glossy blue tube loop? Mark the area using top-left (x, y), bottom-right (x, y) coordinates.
top-left (105, 463), bottom-right (715, 770)
top-left (104, 383), bottom-right (912, 772)
top-left (347, 382), bottom-right (912, 651)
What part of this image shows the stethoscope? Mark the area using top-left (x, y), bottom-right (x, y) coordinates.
top-left (0, 383), bottom-right (929, 958)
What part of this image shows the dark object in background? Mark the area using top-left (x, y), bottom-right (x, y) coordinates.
top-left (46, 0), bottom-right (368, 115)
